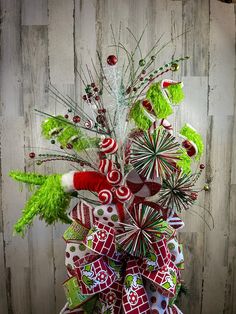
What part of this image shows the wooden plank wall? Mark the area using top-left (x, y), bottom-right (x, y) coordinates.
top-left (0, 0), bottom-right (235, 313)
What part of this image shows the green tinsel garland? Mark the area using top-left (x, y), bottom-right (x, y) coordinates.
top-left (129, 101), bottom-right (152, 130)
top-left (42, 115), bottom-right (68, 139)
top-left (9, 170), bottom-right (47, 185)
top-left (180, 124), bottom-right (204, 160)
top-left (57, 125), bottom-right (81, 146)
top-left (177, 150), bottom-right (192, 174)
top-left (73, 137), bottom-right (100, 151)
top-left (146, 82), bottom-right (173, 118)
top-left (41, 116), bottom-right (99, 152)
top-left (166, 83), bottom-right (185, 104)
top-left (146, 82), bottom-right (184, 119)
top-left (10, 171), bottom-right (71, 236)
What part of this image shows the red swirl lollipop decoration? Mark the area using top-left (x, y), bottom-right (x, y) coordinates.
top-left (100, 138), bottom-right (118, 154)
top-left (98, 189), bottom-right (113, 205)
top-left (115, 186), bottom-right (132, 203)
top-left (106, 169), bottom-right (123, 186)
top-left (99, 159), bottom-right (113, 175)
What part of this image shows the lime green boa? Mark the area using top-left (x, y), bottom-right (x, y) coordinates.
top-left (9, 171), bottom-right (71, 236)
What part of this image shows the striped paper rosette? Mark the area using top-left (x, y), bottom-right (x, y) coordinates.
top-left (130, 127), bottom-right (180, 180)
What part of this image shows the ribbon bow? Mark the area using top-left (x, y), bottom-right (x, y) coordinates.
top-left (62, 201), bottom-right (184, 314)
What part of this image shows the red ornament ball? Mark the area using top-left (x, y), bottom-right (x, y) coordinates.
top-left (73, 116), bottom-right (81, 123)
top-left (191, 192), bottom-right (198, 201)
top-left (29, 152), bottom-right (35, 159)
top-left (96, 115), bottom-right (106, 125)
top-left (107, 55), bottom-right (117, 66)
top-left (64, 114), bottom-right (69, 119)
top-left (200, 163), bottom-right (205, 170)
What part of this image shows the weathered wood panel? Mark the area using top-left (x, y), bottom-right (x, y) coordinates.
top-left (48, 0), bottom-right (74, 85)
top-left (177, 77), bottom-right (208, 314)
top-left (22, 25), bottom-right (56, 314)
top-left (182, 0), bottom-right (210, 76)
top-left (208, 0), bottom-right (235, 116)
top-left (201, 116), bottom-right (233, 313)
top-left (21, 0), bottom-right (48, 26)
top-left (0, 1), bottom-right (30, 313)
top-left (0, 1), bottom-right (235, 313)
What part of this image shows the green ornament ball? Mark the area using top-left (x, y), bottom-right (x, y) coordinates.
top-left (171, 63), bottom-right (179, 72)
top-left (139, 59), bottom-right (146, 66)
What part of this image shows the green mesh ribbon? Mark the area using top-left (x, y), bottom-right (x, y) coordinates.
top-left (166, 83), bottom-right (185, 104)
top-left (9, 171), bottom-right (71, 236)
top-left (146, 82), bottom-right (184, 119)
top-left (41, 115), bottom-right (68, 139)
top-left (129, 101), bottom-right (152, 130)
top-left (177, 150), bottom-right (192, 174)
top-left (146, 82), bottom-right (172, 118)
top-left (180, 124), bottom-right (204, 160)
top-left (41, 116), bottom-right (99, 152)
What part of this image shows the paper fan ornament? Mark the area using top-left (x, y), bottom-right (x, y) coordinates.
top-left (116, 202), bottom-right (169, 257)
top-left (129, 127), bottom-right (180, 179)
top-left (156, 171), bottom-right (198, 212)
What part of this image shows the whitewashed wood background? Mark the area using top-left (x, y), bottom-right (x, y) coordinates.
top-left (0, 0), bottom-right (235, 313)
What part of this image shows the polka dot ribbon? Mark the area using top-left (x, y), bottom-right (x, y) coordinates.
top-left (61, 217), bottom-right (184, 313)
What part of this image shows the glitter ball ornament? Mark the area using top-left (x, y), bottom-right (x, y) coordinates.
top-left (107, 55), bottom-right (118, 66)
top-left (204, 184), bottom-right (210, 191)
top-left (171, 63), bottom-right (179, 72)
top-left (191, 192), bottom-right (198, 200)
top-left (139, 59), bottom-right (146, 66)
top-left (73, 116), bottom-right (80, 123)
top-left (29, 152), bottom-right (36, 159)
top-left (96, 115), bottom-right (106, 125)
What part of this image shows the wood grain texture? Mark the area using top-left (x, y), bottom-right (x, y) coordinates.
top-left (22, 25), bottom-right (56, 314)
top-left (21, 0), bottom-right (48, 25)
top-left (182, 0), bottom-right (210, 76)
top-left (0, 1), bottom-right (235, 313)
top-left (208, 0), bottom-right (235, 116)
top-left (0, 232), bottom-right (8, 313)
top-left (48, 0), bottom-right (74, 85)
top-left (0, 0), bottom-right (23, 117)
top-left (201, 116), bottom-right (234, 313)
top-left (1, 117), bottom-right (31, 314)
